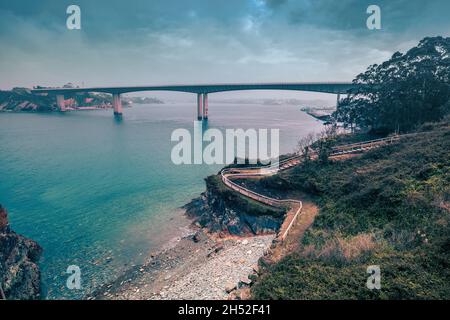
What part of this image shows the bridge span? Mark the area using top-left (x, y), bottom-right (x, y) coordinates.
top-left (32, 82), bottom-right (358, 119)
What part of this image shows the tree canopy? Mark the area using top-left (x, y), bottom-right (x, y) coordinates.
top-left (334, 37), bottom-right (450, 133)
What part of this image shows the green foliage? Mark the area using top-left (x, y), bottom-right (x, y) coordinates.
top-left (253, 247), bottom-right (450, 300)
top-left (334, 37), bottom-right (450, 133)
top-left (252, 122), bottom-right (450, 299)
top-left (0, 88), bottom-right (56, 112)
top-left (206, 175), bottom-right (285, 218)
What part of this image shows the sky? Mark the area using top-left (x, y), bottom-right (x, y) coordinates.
top-left (0, 0), bottom-right (449, 101)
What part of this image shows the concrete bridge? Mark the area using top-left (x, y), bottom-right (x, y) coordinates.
top-left (32, 82), bottom-right (358, 119)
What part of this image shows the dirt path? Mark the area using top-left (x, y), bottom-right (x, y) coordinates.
top-left (267, 199), bottom-right (319, 263)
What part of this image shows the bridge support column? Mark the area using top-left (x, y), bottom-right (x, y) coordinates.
top-left (197, 93), bottom-right (203, 121)
top-left (113, 93), bottom-right (123, 116)
top-left (56, 94), bottom-right (66, 112)
top-left (202, 93), bottom-right (208, 120)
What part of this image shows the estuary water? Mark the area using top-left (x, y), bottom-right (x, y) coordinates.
top-left (0, 102), bottom-right (324, 299)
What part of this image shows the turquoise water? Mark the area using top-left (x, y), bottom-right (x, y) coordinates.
top-left (0, 102), bottom-right (324, 299)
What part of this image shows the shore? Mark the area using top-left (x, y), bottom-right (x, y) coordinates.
top-left (88, 212), bottom-right (274, 300)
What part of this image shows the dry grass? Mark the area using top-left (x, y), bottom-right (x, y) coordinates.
top-left (336, 233), bottom-right (377, 259)
top-left (303, 232), bottom-right (377, 261)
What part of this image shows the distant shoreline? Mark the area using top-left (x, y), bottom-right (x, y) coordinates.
top-left (300, 107), bottom-right (335, 122)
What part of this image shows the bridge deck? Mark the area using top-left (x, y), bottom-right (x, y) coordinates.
top-left (32, 82), bottom-right (358, 95)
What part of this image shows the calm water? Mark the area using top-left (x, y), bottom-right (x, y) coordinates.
top-left (0, 102), bottom-right (324, 299)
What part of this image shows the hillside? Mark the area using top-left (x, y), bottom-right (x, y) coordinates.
top-left (0, 88), bottom-right (57, 112)
top-left (251, 121), bottom-right (450, 299)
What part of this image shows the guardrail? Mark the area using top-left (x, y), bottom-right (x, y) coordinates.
top-left (219, 134), bottom-right (405, 242)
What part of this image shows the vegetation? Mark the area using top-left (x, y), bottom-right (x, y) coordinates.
top-left (251, 37), bottom-right (450, 299)
top-left (0, 88), bottom-right (56, 112)
top-left (334, 37), bottom-right (450, 133)
top-left (252, 121), bottom-right (450, 299)
top-left (206, 175), bottom-right (285, 218)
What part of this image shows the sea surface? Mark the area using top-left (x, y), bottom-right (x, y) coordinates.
top-left (0, 102), bottom-right (324, 299)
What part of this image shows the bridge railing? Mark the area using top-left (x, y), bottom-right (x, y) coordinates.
top-left (219, 134), bottom-right (409, 242)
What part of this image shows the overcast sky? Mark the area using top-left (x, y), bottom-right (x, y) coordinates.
top-left (0, 0), bottom-right (449, 101)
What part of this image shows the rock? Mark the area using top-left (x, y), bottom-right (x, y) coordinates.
top-left (184, 180), bottom-right (284, 237)
top-left (0, 205), bottom-right (42, 300)
top-left (214, 245), bottom-right (224, 253)
top-left (0, 206), bottom-right (9, 232)
top-left (192, 232), bottom-right (201, 243)
top-left (225, 282), bottom-right (237, 293)
top-left (239, 276), bottom-right (252, 287)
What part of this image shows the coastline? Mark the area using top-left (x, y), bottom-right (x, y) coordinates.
top-left (88, 207), bottom-right (275, 300)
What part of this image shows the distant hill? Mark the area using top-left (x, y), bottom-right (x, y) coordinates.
top-left (0, 88), bottom-right (57, 112)
top-left (0, 88), bottom-right (165, 112)
top-left (128, 97), bottom-right (164, 104)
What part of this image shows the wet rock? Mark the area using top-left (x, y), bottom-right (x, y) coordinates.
top-left (184, 178), bottom-right (284, 236)
top-left (0, 205), bottom-right (42, 300)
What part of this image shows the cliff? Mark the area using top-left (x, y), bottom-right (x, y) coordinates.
top-left (0, 205), bottom-right (42, 300)
top-left (185, 175), bottom-right (286, 236)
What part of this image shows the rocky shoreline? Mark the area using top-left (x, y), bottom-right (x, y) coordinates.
top-left (88, 169), bottom-right (295, 300)
top-left (89, 223), bottom-right (274, 300)
top-left (0, 205), bottom-right (43, 300)
top-left (184, 176), bottom-right (286, 236)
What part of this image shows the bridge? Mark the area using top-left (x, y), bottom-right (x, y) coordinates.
top-left (31, 82), bottom-right (358, 119)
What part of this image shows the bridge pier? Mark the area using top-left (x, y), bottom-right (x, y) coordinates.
top-left (202, 93), bottom-right (208, 120)
top-left (197, 93), bottom-right (203, 120)
top-left (56, 94), bottom-right (66, 112)
top-left (113, 93), bottom-right (123, 116)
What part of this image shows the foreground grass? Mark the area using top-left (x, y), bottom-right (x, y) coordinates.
top-left (252, 121), bottom-right (450, 299)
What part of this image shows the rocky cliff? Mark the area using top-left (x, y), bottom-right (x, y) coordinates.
top-left (185, 175), bottom-right (285, 236)
top-left (0, 205), bottom-right (42, 300)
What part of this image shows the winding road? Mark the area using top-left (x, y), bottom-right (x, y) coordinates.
top-left (220, 135), bottom-right (401, 241)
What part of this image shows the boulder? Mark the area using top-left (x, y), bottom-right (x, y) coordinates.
top-left (0, 205), bottom-right (42, 300)
top-left (225, 282), bottom-right (237, 293)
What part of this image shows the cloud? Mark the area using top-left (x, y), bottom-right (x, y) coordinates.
top-left (0, 0), bottom-right (449, 89)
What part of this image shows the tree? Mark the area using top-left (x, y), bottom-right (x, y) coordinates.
top-left (315, 125), bottom-right (338, 164)
top-left (297, 133), bottom-right (315, 165)
top-left (297, 125), bottom-right (338, 165)
top-left (334, 37), bottom-right (450, 133)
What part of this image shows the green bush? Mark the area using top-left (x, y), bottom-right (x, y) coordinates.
top-left (252, 122), bottom-right (450, 299)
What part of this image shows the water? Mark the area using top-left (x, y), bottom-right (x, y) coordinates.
top-left (0, 102), bottom-right (324, 299)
